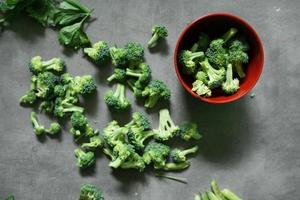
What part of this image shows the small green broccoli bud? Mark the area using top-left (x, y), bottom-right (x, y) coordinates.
top-left (109, 46), bottom-right (127, 67)
top-left (124, 42), bottom-right (144, 66)
top-left (103, 121), bottom-right (128, 147)
top-left (163, 161), bottom-right (190, 171)
top-left (147, 25), bottom-right (168, 48)
top-left (30, 112), bottom-right (45, 136)
top-left (74, 148), bottom-right (95, 168)
top-left (178, 121), bottom-right (202, 141)
top-left (84, 41), bottom-right (110, 65)
top-left (222, 64), bottom-right (239, 94)
top-left (39, 101), bottom-right (55, 114)
top-left (5, 195), bottom-right (14, 200)
top-left (54, 97), bottom-right (84, 118)
top-left (142, 80), bottom-right (171, 108)
top-left (221, 189), bottom-right (242, 200)
top-left (192, 80), bottom-right (212, 97)
top-left (126, 63), bottom-right (151, 88)
top-left (45, 122), bottom-right (61, 135)
top-left (195, 71), bottom-right (208, 84)
top-left (153, 109), bottom-right (179, 141)
top-left (28, 56), bottom-right (65, 74)
top-left (104, 83), bottom-right (131, 112)
top-left (143, 142), bottom-right (170, 169)
top-left (19, 90), bottom-right (37, 105)
top-left (54, 84), bottom-right (66, 97)
top-left (35, 72), bottom-right (59, 99)
top-left (107, 68), bottom-right (126, 83)
top-left (81, 136), bottom-right (103, 151)
top-left (75, 75), bottom-right (97, 96)
top-left (70, 112), bottom-right (98, 139)
top-left (170, 145), bottom-right (198, 163)
top-left (120, 151), bottom-right (145, 171)
top-left (200, 58), bottom-right (225, 89)
top-left (179, 50), bottom-right (204, 74)
top-left (79, 184), bottom-right (104, 200)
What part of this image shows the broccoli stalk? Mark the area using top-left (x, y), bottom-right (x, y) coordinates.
top-left (222, 64), bottom-right (239, 94)
top-left (170, 145), bottom-right (198, 163)
top-left (190, 32), bottom-right (210, 52)
top-left (180, 50), bottom-right (204, 74)
top-left (207, 191), bottom-right (222, 200)
top-left (5, 195), bottom-right (14, 200)
top-left (163, 161), bottom-right (190, 171)
top-left (124, 42), bottom-right (144, 66)
top-left (221, 189), bottom-right (242, 200)
top-left (103, 121), bottom-right (128, 146)
top-left (54, 97), bottom-right (84, 118)
top-left (194, 194), bottom-right (201, 200)
top-left (79, 184), bottom-right (104, 200)
top-left (222, 28), bottom-right (238, 43)
top-left (142, 80), bottom-right (171, 108)
top-left (200, 58), bottom-right (225, 89)
top-left (200, 192), bottom-right (209, 200)
top-left (107, 68), bottom-right (126, 83)
top-left (147, 25), bottom-right (168, 48)
top-left (19, 90), bottom-right (37, 105)
top-left (104, 83), bottom-right (131, 111)
top-left (30, 112), bottom-right (45, 135)
top-left (108, 142), bottom-right (134, 169)
top-left (29, 56), bottom-right (65, 74)
top-left (74, 148), bottom-right (95, 168)
top-left (83, 41), bottom-right (110, 65)
top-left (45, 122), bottom-right (61, 135)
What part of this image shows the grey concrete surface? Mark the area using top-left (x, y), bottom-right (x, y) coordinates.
top-left (1, 0), bottom-right (300, 199)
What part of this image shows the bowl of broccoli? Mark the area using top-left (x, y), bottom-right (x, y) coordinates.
top-left (174, 13), bottom-right (264, 103)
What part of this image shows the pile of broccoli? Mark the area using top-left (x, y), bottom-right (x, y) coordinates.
top-left (83, 40), bottom-right (171, 111)
top-left (194, 180), bottom-right (242, 200)
top-left (179, 28), bottom-right (249, 97)
top-left (101, 109), bottom-right (202, 171)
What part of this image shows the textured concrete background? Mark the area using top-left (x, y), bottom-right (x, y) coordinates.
top-left (0, 0), bottom-right (300, 199)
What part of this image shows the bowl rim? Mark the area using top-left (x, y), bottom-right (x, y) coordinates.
top-left (174, 12), bottom-right (264, 104)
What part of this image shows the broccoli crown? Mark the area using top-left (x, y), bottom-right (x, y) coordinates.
top-left (19, 90), bottom-right (37, 105)
top-left (35, 72), bottom-right (59, 99)
top-left (104, 84), bottom-right (131, 111)
top-left (45, 122), bottom-right (61, 135)
top-left (74, 148), bottom-right (95, 168)
top-left (147, 25), bottom-right (168, 48)
top-left (205, 39), bottom-right (228, 68)
top-left (127, 79), bottom-right (144, 98)
top-left (228, 40), bottom-right (249, 79)
top-left (74, 75), bottom-right (97, 96)
top-left (178, 121), bottom-right (202, 141)
top-left (30, 112), bottom-right (45, 136)
top-left (124, 42), bottom-right (144, 65)
top-left (222, 64), bottom-right (239, 94)
top-left (39, 100), bottom-right (54, 113)
top-left (221, 189), bottom-right (242, 200)
top-left (109, 46), bottom-right (127, 67)
top-left (29, 56), bottom-right (65, 74)
top-left (120, 151), bottom-right (145, 171)
top-left (126, 63), bottom-right (151, 88)
top-left (103, 120), bottom-right (128, 146)
top-left (153, 109), bottom-right (179, 141)
top-left (142, 80), bottom-right (171, 108)
top-left (170, 145), bottom-right (198, 163)
top-left (127, 112), bottom-right (151, 130)
top-left (229, 39), bottom-right (249, 52)
top-left (200, 59), bottom-right (225, 89)
top-left (84, 41), bottom-right (110, 65)
top-left (71, 112), bottom-right (88, 131)
top-left (163, 161), bottom-right (190, 171)
top-left (54, 97), bottom-right (84, 118)
top-left (192, 80), bottom-right (212, 97)
top-left (54, 84), bottom-right (66, 97)
top-left (79, 184), bottom-right (104, 200)
top-left (195, 71), bottom-right (208, 84)
top-left (179, 50), bottom-right (204, 74)
top-left (109, 141), bottom-right (135, 168)
top-left (60, 73), bottom-right (73, 85)
top-left (143, 142), bottom-right (170, 169)
top-left (107, 68), bottom-right (126, 83)
top-left (81, 136), bottom-right (103, 151)
top-left (210, 180), bottom-right (226, 200)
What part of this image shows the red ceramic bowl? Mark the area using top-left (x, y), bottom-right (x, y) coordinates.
top-left (174, 13), bottom-right (264, 104)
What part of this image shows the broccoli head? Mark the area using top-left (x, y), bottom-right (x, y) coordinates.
top-left (178, 121), bottom-right (202, 141)
top-left (103, 120), bottom-right (128, 147)
top-left (163, 161), bottom-right (190, 171)
top-left (19, 90), bottom-right (37, 105)
top-left (120, 151), bottom-right (145, 171)
top-left (142, 80), bottom-right (171, 108)
top-left (45, 122), bottom-right (61, 135)
top-left (127, 79), bottom-right (144, 98)
top-left (30, 111), bottom-right (45, 136)
top-left (228, 39), bottom-right (249, 78)
top-left (179, 50), bottom-right (204, 74)
top-left (83, 41), bottom-right (110, 65)
top-left (54, 97), bottom-right (84, 118)
top-left (107, 68), bottom-right (126, 83)
top-left (74, 148), bottom-right (95, 168)
top-left (54, 84), bottom-right (66, 97)
top-left (109, 46), bottom-right (127, 67)
top-left (170, 145), bottom-right (198, 163)
top-left (81, 136), bottom-right (103, 151)
top-left (147, 25), bottom-right (168, 48)
top-left (192, 80), bottom-right (212, 97)
top-left (153, 109), bottom-right (179, 141)
top-left (104, 83), bottom-right (131, 112)
top-left (143, 142), bottom-right (170, 169)
top-left (73, 75), bottom-right (97, 96)
top-left (125, 112), bottom-right (151, 130)
top-left (205, 39), bottom-right (228, 69)
top-left (79, 184), bottom-right (104, 200)
top-left (200, 58), bottom-right (225, 89)
top-left (108, 141), bottom-right (135, 169)
top-left (126, 63), bottom-right (151, 88)
top-left (28, 56), bottom-right (65, 74)
top-left (221, 189), bottom-right (242, 200)
top-left (190, 32), bottom-right (210, 52)
top-left (35, 71), bottom-right (59, 99)
top-left (222, 64), bottom-right (239, 94)
top-left (124, 42), bottom-right (144, 66)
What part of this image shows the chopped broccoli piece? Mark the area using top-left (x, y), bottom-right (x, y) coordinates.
top-left (205, 39), bottom-right (228, 69)
top-left (228, 40), bottom-right (249, 78)
top-left (195, 71), bottom-right (208, 84)
top-left (221, 189), bottom-right (241, 200)
top-left (107, 68), bottom-right (126, 83)
top-left (126, 112), bottom-right (151, 130)
top-left (104, 83), bottom-right (131, 112)
top-left (127, 79), bottom-right (144, 98)
top-left (109, 46), bottom-right (127, 67)
top-left (170, 145), bottom-right (198, 163)
top-left (126, 63), bottom-right (151, 88)
top-left (191, 32), bottom-right (210, 52)
top-left (211, 180), bottom-right (226, 200)
top-left (79, 184), bottom-right (104, 200)
top-left (5, 195), bottom-right (14, 200)
top-left (103, 120), bottom-right (128, 147)
top-left (30, 111), bottom-right (45, 135)
top-left (153, 109), bottom-right (179, 141)
top-left (35, 71), bottom-right (59, 99)
top-left (124, 42), bottom-right (144, 66)
top-left (222, 64), bottom-right (239, 94)
top-left (178, 121), bottom-right (202, 141)
top-left (120, 151), bottom-right (145, 171)
top-left (70, 112), bottom-right (98, 139)
top-left (39, 100), bottom-right (55, 113)
top-left (19, 90), bottom-right (37, 105)
top-left (54, 97), bottom-right (84, 118)
top-left (45, 122), bottom-right (61, 135)
top-left (28, 56), bottom-right (65, 74)
top-left (200, 58), bottom-right (225, 89)
top-left (143, 142), bottom-right (170, 169)
top-left (74, 75), bottom-right (97, 96)
top-left (142, 80), bottom-right (171, 108)
top-left (222, 27), bottom-right (238, 43)
top-left (81, 136), bottom-right (103, 151)
top-left (84, 41), bottom-right (110, 65)
top-left (192, 80), bottom-right (212, 97)
top-left (53, 84), bottom-right (66, 97)
top-left (108, 141), bottom-right (135, 169)
top-left (200, 192), bottom-right (209, 200)
top-left (74, 148), bottom-right (95, 168)
top-left (147, 25), bottom-right (168, 48)
top-left (179, 50), bottom-right (204, 74)
top-left (163, 161), bottom-right (190, 171)
top-left (194, 194), bottom-right (201, 200)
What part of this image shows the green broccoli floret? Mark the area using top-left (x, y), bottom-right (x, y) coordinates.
top-left (222, 64), bottom-right (239, 94)
top-left (147, 25), bottom-right (168, 48)
top-left (70, 112), bottom-right (98, 139)
top-left (195, 71), bottom-right (208, 84)
top-left (5, 195), bottom-right (14, 200)
top-left (83, 41), bottom-right (110, 65)
top-left (28, 56), bottom-right (65, 74)
top-left (179, 50), bottom-right (204, 74)
top-left (126, 63), bottom-right (151, 88)
top-left (54, 97), bottom-right (84, 118)
top-left (143, 142), bottom-right (170, 169)
top-left (228, 40), bottom-right (249, 78)
top-left (45, 122), bottom-right (61, 135)
top-left (125, 112), bottom-right (151, 130)
top-left (73, 75), bottom-right (97, 96)
top-left (81, 136), bottom-right (103, 151)
top-left (120, 151), bottom-right (145, 171)
top-left (200, 58), bottom-right (225, 89)
top-left (60, 73), bottom-right (73, 85)
top-left (79, 184), bottom-right (104, 200)
top-left (221, 189), bottom-right (242, 200)
top-left (124, 42), bottom-right (144, 66)
top-left (109, 46), bottom-right (127, 67)
top-left (103, 120), bottom-right (128, 147)
top-left (170, 145), bottom-right (198, 163)
top-left (191, 32), bottom-right (210, 52)
top-left (30, 112), bottom-right (45, 135)
top-left (54, 84), bottom-right (66, 97)
top-left (178, 121), bottom-right (202, 141)
top-left (107, 68), bottom-right (126, 83)
top-left (39, 100), bottom-right (55, 113)
top-left (104, 83), bottom-right (131, 111)
top-left (74, 148), bottom-right (95, 168)
top-left (127, 79), bottom-right (144, 98)
top-left (142, 80), bottom-right (171, 108)
top-left (153, 109), bottom-right (179, 141)
top-left (19, 90), bottom-right (37, 105)
top-left (35, 71), bottom-right (59, 99)
top-left (210, 180), bottom-right (226, 200)
top-left (163, 161), bottom-right (190, 171)
top-left (207, 191), bottom-right (222, 200)
top-left (192, 80), bottom-right (212, 97)
top-left (205, 39), bottom-right (228, 69)
top-left (222, 27), bottom-right (238, 43)
top-left (108, 141), bottom-right (135, 169)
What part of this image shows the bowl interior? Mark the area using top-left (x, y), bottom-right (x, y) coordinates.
top-left (175, 13), bottom-right (264, 103)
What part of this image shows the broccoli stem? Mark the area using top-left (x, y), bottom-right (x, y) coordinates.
top-left (155, 173), bottom-right (188, 184)
top-left (31, 112), bottom-right (40, 129)
top-left (211, 180), bottom-right (226, 200)
top-left (181, 145), bottom-right (199, 157)
top-left (207, 191), bottom-right (221, 200)
top-left (221, 189), bottom-right (241, 200)
top-left (234, 62), bottom-right (245, 78)
top-left (163, 161), bottom-right (190, 171)
top-left (109, 158), bottom-right (122, 168)
top-left (140, 130), bottom-right (155, 144)
top-left (147, 33), bottom-right (159, 48)
top-left (63, 106), bottom-right (84, 113)
top-left (145, 95), bottom-right (159, 108)
top-left (194, 194), bottom-right (201, 200)
top-left (107, 74), bottom-right (117, 82)
top-left (126, 69), bottom-right (141, 78)
top-left (190, 52), bottom-right (204, 60)
top-left (222, 28), bottom-right (238, 43)
top-left (201, 192), bottom-right (209, 200)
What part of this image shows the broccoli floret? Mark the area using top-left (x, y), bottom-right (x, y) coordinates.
top-left (222, 64), bottom-right (239, 94)
top-left (104, 83), bottom-right (131, 111)
top-left (143, 142), bottom-right (170, 169)
top-left (210, 180), bottom-right (226, 200)
top-left (107, 68), bottom-right (126, 83)
top-left (127, 125), bottom-right (154, 150)
top-left (19, 90), bottom-right (37, 105)
top-left (163, 161), bottom-right (190, 171)
top-left (81, 136), bottom-right (103, 151)
top-left (126, 112), bottom-right (151, 130)
top-left (179, 50), bottom-right (204, 74)
top-left (5, 195), bottom-right (14, 200)
top-left (35, 72), bottom-right (59, 99)
top-left (79, 184), bottom-right (104, 200)
top-left (70, 112), bottom-right (98, 139)
top-left (147, 25), bottom-right (168, 48)
top-left (109, 141), bottom-right (135, 169)
top-left (45, 122), bottom-right (61, 135)
top-left (74, 148), bottom-right (95, 168)
top-left (109, 46), bottom-right (127, 67)
top-left (54, 84), bottom-right (66, 97)
top-left (124, 42), bottom-right (144, 66)
top-left (153, 109), bottom-right (179, 141)
top-left (195, 71), bottom-right (208, 84)
top-left (60, 73), bottom-right (73, 85)
top-left (83, 41), bottom-right (110, 65)
top-left (200, 58), bottom-right (225, 89)
top-left (200, 192), bottom-right (209, 200)
top-left (30, 112), bottom-right (45, 135)
top-left (221, 189), bottom-right (242, 200)
top-left (228, 40), bottom-right (249, 78)
top-left (127, 79), bottom-right (144, 98)
top-left (192, 80), bottom-right (212, 97)
top-left (28, 56), bottom-right (65, 74)
top-left (222, 27), bottom-right (238, 43)
top-left (178, 121), bottom-right (202, 141)
top-left (103, 121), bottom-right (128, 146)
top-left (126, 63), bottom-right (151, 88)
top-left (39, 100), bottom-right (55, 113)
top-left (54, 97), bottom-right (84, 118)
top-left (205, 39), bottom-right (228, 69)
top-left (170, 145), bottom-right (198, 163)
top-left (120, 151), bottom-right (145, 171)
top-left (73, 75), bottom-right (97, 96)
top-left (191, 32), bottom-right (210, 52)
top-left (142, 80), bottom-right (171, 108)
